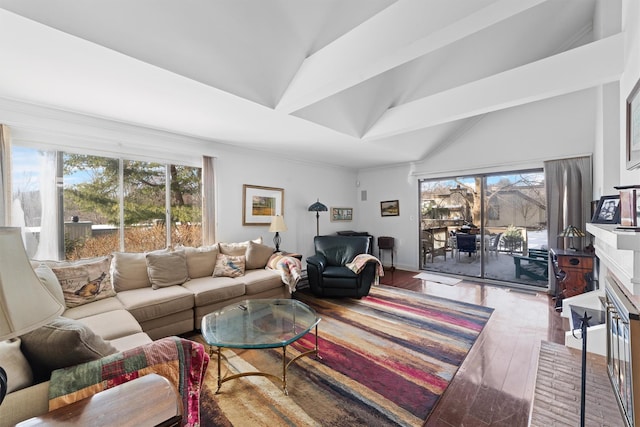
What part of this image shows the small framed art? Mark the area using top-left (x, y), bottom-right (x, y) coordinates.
top-left (380, 200), bottom-right (399, 217)
top-left (590, 195), bottom-right (620, 224)
top-left (626, 77), bottom-right (640, 170)
top-left (330, 207), bottom-right (353, 222)
top-left (242, 184), bottom-right (284, 225)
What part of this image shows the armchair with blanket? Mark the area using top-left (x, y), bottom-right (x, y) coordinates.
top-left (306, 235), bottom-right (382, 298)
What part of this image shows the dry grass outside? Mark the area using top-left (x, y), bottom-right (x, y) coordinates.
top-left (66, 224), bottom-right (203, 260)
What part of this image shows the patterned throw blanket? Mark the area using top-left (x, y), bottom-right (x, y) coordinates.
top-left (48, 336), bottom-right (209, 427)
top-left (345, 254), bottom-right (385, 285)
top-left (267, 253), bottom-right (303, 293)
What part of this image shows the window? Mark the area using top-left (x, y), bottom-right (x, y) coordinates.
top-left (419, 170), bottom-right (547, 287)
top-left (12, 147), bottom-right (202, 260)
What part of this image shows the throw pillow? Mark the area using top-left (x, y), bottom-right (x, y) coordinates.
top-left (146, 250), bottom-right (190, 289)
top-left (50, 256), bottom-right (116, 309)
top-left (33, 263), bottom-right (66, 307)
top-left (245, 241), bottom-right (275, 270)
top-left (0, 338), bottom-right (33, 392)
top-left (111, 249), bottom-right (168, 292)
top-left (213, 254), bottom-right (246, 278)
top-left (20, 317), bottom-right (117, 381)
top-left (218, 237), bottom-right (263, 256)
top-left (181, 244), bottom-right (219, 278)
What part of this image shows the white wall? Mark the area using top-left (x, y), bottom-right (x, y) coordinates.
top-left (618, 0), bottom-right (640, 186)
top-left (356, 164), bottom-right (420, 270)
top-left (212, 146), bottom-right (357, 257)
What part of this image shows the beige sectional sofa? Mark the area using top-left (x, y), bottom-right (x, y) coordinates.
top-left (0, 238), bottom-right (290, 426)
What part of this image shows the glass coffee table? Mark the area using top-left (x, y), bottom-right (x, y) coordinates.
top-left (201, 299), bottom-right (321, 395)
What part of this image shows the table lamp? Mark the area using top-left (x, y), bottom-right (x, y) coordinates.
top-left (0, 227), bottom-right (65, 404)
top-left (269, 215), bottom-right (287, 252)
top-left (558, 225), bottom-right (585, 251)
top-left (308, 199), bottom-right (327, 236)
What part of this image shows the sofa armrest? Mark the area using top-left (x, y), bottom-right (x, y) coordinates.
top-left (0, 381), bottom-right (50, 426)
top-left (306, 254), bottom-right (327, 271)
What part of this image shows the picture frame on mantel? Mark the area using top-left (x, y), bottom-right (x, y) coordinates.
top-left (242, 184), bottom-right (284, 226)
top-left (615, 185), bottom-right (640, 230)
top-left (590, 195), bottom-right (620, 224)
top-left (626, 76), bottom-right (640, 170)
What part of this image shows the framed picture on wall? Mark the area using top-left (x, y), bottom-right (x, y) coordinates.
top-left (380, 200), bottom-right (399, 217)
top-left (242, 184), bottom-right (284, 225)
top-left (330, 207), bottom-right (353, 222)
top-left (590, 195), bottom-right (620, 224)
top-left (626, 76), bottom-right (640, 170)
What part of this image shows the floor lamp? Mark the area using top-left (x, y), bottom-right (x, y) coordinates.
top-left (0, 227), bottom-right (65, 405)
top-left (308, 199), bottom-right (328, 236)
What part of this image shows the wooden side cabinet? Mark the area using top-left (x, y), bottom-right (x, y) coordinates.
top-left (550, 248), bottom-right (595, 308)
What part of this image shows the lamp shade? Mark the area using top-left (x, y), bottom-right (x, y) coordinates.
top-left (308, 199), bottom-right (328, 212)
top-left (0, 228), bottom-right (64, 340)
top-left (269, 215), bottom-right (288, 233)
top-left (558, 225), bottom-right (585, 238)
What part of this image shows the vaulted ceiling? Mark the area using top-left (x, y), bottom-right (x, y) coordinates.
top-left (0, 0), bottom-right (619, 168)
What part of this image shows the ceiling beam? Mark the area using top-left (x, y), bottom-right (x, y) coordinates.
top-left (276, 0), bottom-right (549, 114)
top-left (363, 33), bottom-right (624, 140)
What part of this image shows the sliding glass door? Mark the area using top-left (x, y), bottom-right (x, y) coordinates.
top-left (419, 170), bottom-right (548, 288)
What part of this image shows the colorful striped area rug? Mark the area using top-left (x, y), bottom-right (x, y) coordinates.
top-left (197, 285), bottom-right (493, 426)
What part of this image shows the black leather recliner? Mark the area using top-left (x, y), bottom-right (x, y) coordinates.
top-left (306, 235), bottom-right (376, 298)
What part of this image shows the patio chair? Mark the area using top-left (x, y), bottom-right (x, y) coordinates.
top-left (421, 227), bottom-right (448, 263)
top-left (488, 233), bottom-right (502, 257)
top-left (456, 234), bottom-right (478, 260)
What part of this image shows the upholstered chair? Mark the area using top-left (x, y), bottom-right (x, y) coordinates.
top-left (306, 236), bottom-right (376, 298)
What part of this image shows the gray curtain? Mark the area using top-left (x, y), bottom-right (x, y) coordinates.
top-left (202, 156), bottom-right (216, 245)
top-left (544, 156), bottom-right (592, 295)
top-left (0, 125), bottom-right (11, 227)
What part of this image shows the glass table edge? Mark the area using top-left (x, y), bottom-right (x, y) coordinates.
top-left (207, 317), bottom-right (321, 349)
top-left (201, 299), bottom-right (321, 349)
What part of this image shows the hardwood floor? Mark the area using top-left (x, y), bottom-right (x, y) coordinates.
top-left (379, 269), bottom-right (566, 427)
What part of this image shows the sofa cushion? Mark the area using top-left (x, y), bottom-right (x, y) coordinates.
top-left (75, 310), bottom-right (144, 341)
top-left (0, 338), bottom-right (33, 392)
top-left (213, 254), bottom-right (246, 277)
top-left (245, 241), bottom-right (274, 270)
top-left (218, 237), bottom-right (262, 256)
top-left (20, 317), bottom-right (117, 380)
top-left (111, 249), bottom-right (168, 292)
top-left (115, 286), bottom-right (194, 323)
top-left (182, 245), bottom-right (219, 278)
top-left (33, 263), bottom-right (65, 307)
top-left (182, 276), bottom-right (246, 307)
top-left (63, 296), bottom-right (126, 320)
top-left (242, 269), bottom-right (285, 295)
top-left (146, 250), bottom-right (189, 289)
top-left (50, 256), bottom-right (116, 309)
top-left (109, 332), bottom-right (153, 352)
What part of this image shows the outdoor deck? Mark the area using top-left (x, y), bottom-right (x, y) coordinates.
top-left (422, 248), bottom-right (549, 289)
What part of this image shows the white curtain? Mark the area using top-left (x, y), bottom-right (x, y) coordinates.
top-left (0, 125), bottom-right (11, 226)
top-left (202, 156), bottom-right (216, 245)
top-left (544, 156), bottom-right (592, 294)
top-left (34, 151), bottom-right (60, 260)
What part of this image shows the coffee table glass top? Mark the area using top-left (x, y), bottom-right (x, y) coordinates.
top-left (201, 299), bottom-right (320, 349)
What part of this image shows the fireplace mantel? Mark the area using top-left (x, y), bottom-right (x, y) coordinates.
top-left (586, 223), bottom-right (640, 298)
